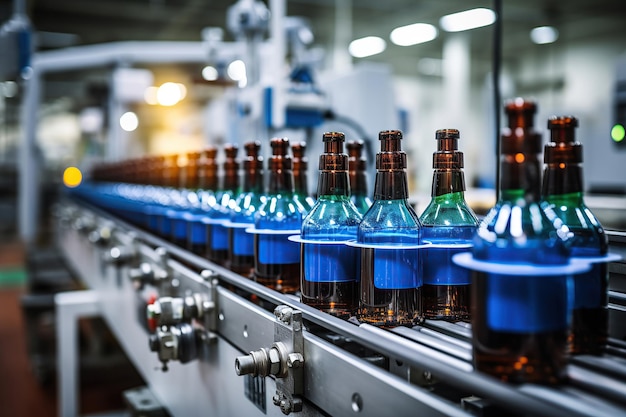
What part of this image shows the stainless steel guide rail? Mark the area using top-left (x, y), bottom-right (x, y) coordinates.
top-left (54, 198), bottom-right (626, 417)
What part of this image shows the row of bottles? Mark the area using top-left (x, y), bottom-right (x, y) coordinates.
top-left (298, 130), bottom-right (477, 328)
top-left (75, 98), bottom-right (613, 387)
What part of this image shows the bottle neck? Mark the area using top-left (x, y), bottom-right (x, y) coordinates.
top-left (268, 168), bottom-right (295, 196)
top-left (293, 169), bottom-right (309, 196)
top-left (242, 166), bottom-right (264, 193)
top-left (317, 171), bottom-right (350, 197)
top-left (499, 153), bottom-right (541, 202)
top-left (542, 163), bottom-right (584, 197)
top-left (350, 170), bottom-right (368, 197)
top-left (374, 170), bottom-right (408, 200)
top-left (431, 169), bottom-right (465, 198)
top-left (222, 169), bottom-right (239, 192)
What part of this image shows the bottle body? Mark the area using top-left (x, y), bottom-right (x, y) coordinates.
top-left (253, 195), bottom-right (302, 293)
top-left (420, 220), bottom-right (475, 322)
top-left (351, 194), bottom-right (373, 216)
top-left (358, 199), bottom-right (422, 327)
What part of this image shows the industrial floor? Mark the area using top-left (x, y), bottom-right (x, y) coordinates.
top-left (0, 238), bottom-right (142, 417)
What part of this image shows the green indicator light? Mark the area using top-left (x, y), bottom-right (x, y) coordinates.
top-left (611, 124), bottom-right (625, 143)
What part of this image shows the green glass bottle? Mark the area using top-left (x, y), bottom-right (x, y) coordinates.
top-left (300, 132), bottom-right (362, 318)
top-left (347, 139), bottom-right (373, 215)
top-left (541, 116), bottom-right (609, 355)
top-left (419, 129), bottom-right (478, 322)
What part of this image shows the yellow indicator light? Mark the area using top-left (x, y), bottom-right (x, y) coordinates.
top-left (611, 124), bottom-right (625, 143)
top-left (63, 166), bottom-right (82, 188)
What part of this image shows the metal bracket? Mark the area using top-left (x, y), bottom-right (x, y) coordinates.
top-left (272, 305), bottom-right (304, 415)
top-left (234, 305), bottom-right (305, 415)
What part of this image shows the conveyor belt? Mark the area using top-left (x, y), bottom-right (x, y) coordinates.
top-left (55, 199), bottom-right (626, 417)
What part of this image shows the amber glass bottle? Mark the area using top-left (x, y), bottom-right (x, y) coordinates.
top-left (357, 130), bottom-right (422, 328)
top-left (187, 147), bottom-right (218, 255)
top-left (541, 116), bottom-right (609, 355)
top-left (206, 144), bottom-right (239, 265)
top-left (228, 141), bottom-right (265, 277)
top-left (347, 140), bottom-right (373, 215)
top-left (253, 138), bottom-right (303, 293)
top-left (420, 129), bottom-right (478, 322)
top-left (300, 132), bottom-right (362, 318)
top-left (291, 142), bottom-right (315, 212)
top-left (471, 99), bottom-right (573, 384)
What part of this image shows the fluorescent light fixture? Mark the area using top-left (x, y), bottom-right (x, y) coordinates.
top-left (349, 36), bottom-right (386, 58)
top-left (530, 26), bottom-right (559, 44)
top-left (390, 23), bottom-right (438, 46)
top-left (440, 8), bottom-right (496, 32)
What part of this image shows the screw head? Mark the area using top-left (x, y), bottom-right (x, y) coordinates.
top-left (279, 399), bottom-right (292, 414)
top-left (287, 353), bottom-right (303, 369)
top-left (272, 394), bottom-right (281, 406)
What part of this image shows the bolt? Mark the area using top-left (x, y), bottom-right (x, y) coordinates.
top-left (268, 347), bottom-right (281, 376)
top-left (279, 399), bottom-right (292, 415)
top-left (287, 353), bottom-right (303, 369)
top-left (274, 306), bottom-right (292, 324)
top-left (272, 394), bottom-right (281, 406)
top-left (200, 269), bottom-right (215, 281)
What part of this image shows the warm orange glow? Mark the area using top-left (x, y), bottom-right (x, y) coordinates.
top-left (514, 153), bottom-right (525, 163)
top-left (559, 163), bottom-right (566, 169)
top-left (63, 166), bottom-right (83, 188)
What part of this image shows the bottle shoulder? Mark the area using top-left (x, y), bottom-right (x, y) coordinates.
top-left (419, 197), bottom-right (478, 227)
top-left (473, 200), bottom-right (571, 263)
top-left (358, 199), bottom-right (421, 241)
top-left (541, 200), bottom-right (608, 253)
top-left (255, 194), bottom-right (303, 230)
top-left (302, 198), bottom-right (362, 237)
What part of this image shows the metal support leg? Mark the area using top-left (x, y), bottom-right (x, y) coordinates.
top-left (55, 290), bottom-right (100, 417)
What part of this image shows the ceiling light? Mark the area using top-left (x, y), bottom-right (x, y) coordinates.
top-left (440, 8), bottom-right (496, 32)
top-left (530, 26), bottom-right (559, 44)
top-left (119, 111), bottom-right (138, 132)
top-left (349, 36), bottom-right (386, 58)
top-left (390, 23), bottom-right (438, 46)
top-left (202, 65), bottom-right (219, 81)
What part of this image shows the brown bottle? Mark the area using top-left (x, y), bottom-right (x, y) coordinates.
top-left (291, 142), bottom-right (315, 212)
top-left (357, 130), bottom-right (423, 328)
top-left (419, 129), bottom-right (478, 322)
top-left (188, 147), bottom-right (218, 255)
top-left (181, 151), bottom-right (202, 189)
top-left (541, 116), bottom-right (609, 355)
top-left (206, 144), bottom-right (239, 266)
top-left (253, 138), bottom-right (302, 293)
top-left (346, 140), bottom-right (373, 215)
top-left (228, 141), bottom-right (265, 277)
top-left (300, 132), bottom-right (362, 318)
top-left (162, 154), bottom-right (179, 188)
top-left (471, 99), bottom-right (572, 384)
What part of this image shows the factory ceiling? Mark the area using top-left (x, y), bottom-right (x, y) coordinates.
top-left (3, 0), bottom-right (626, 78)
